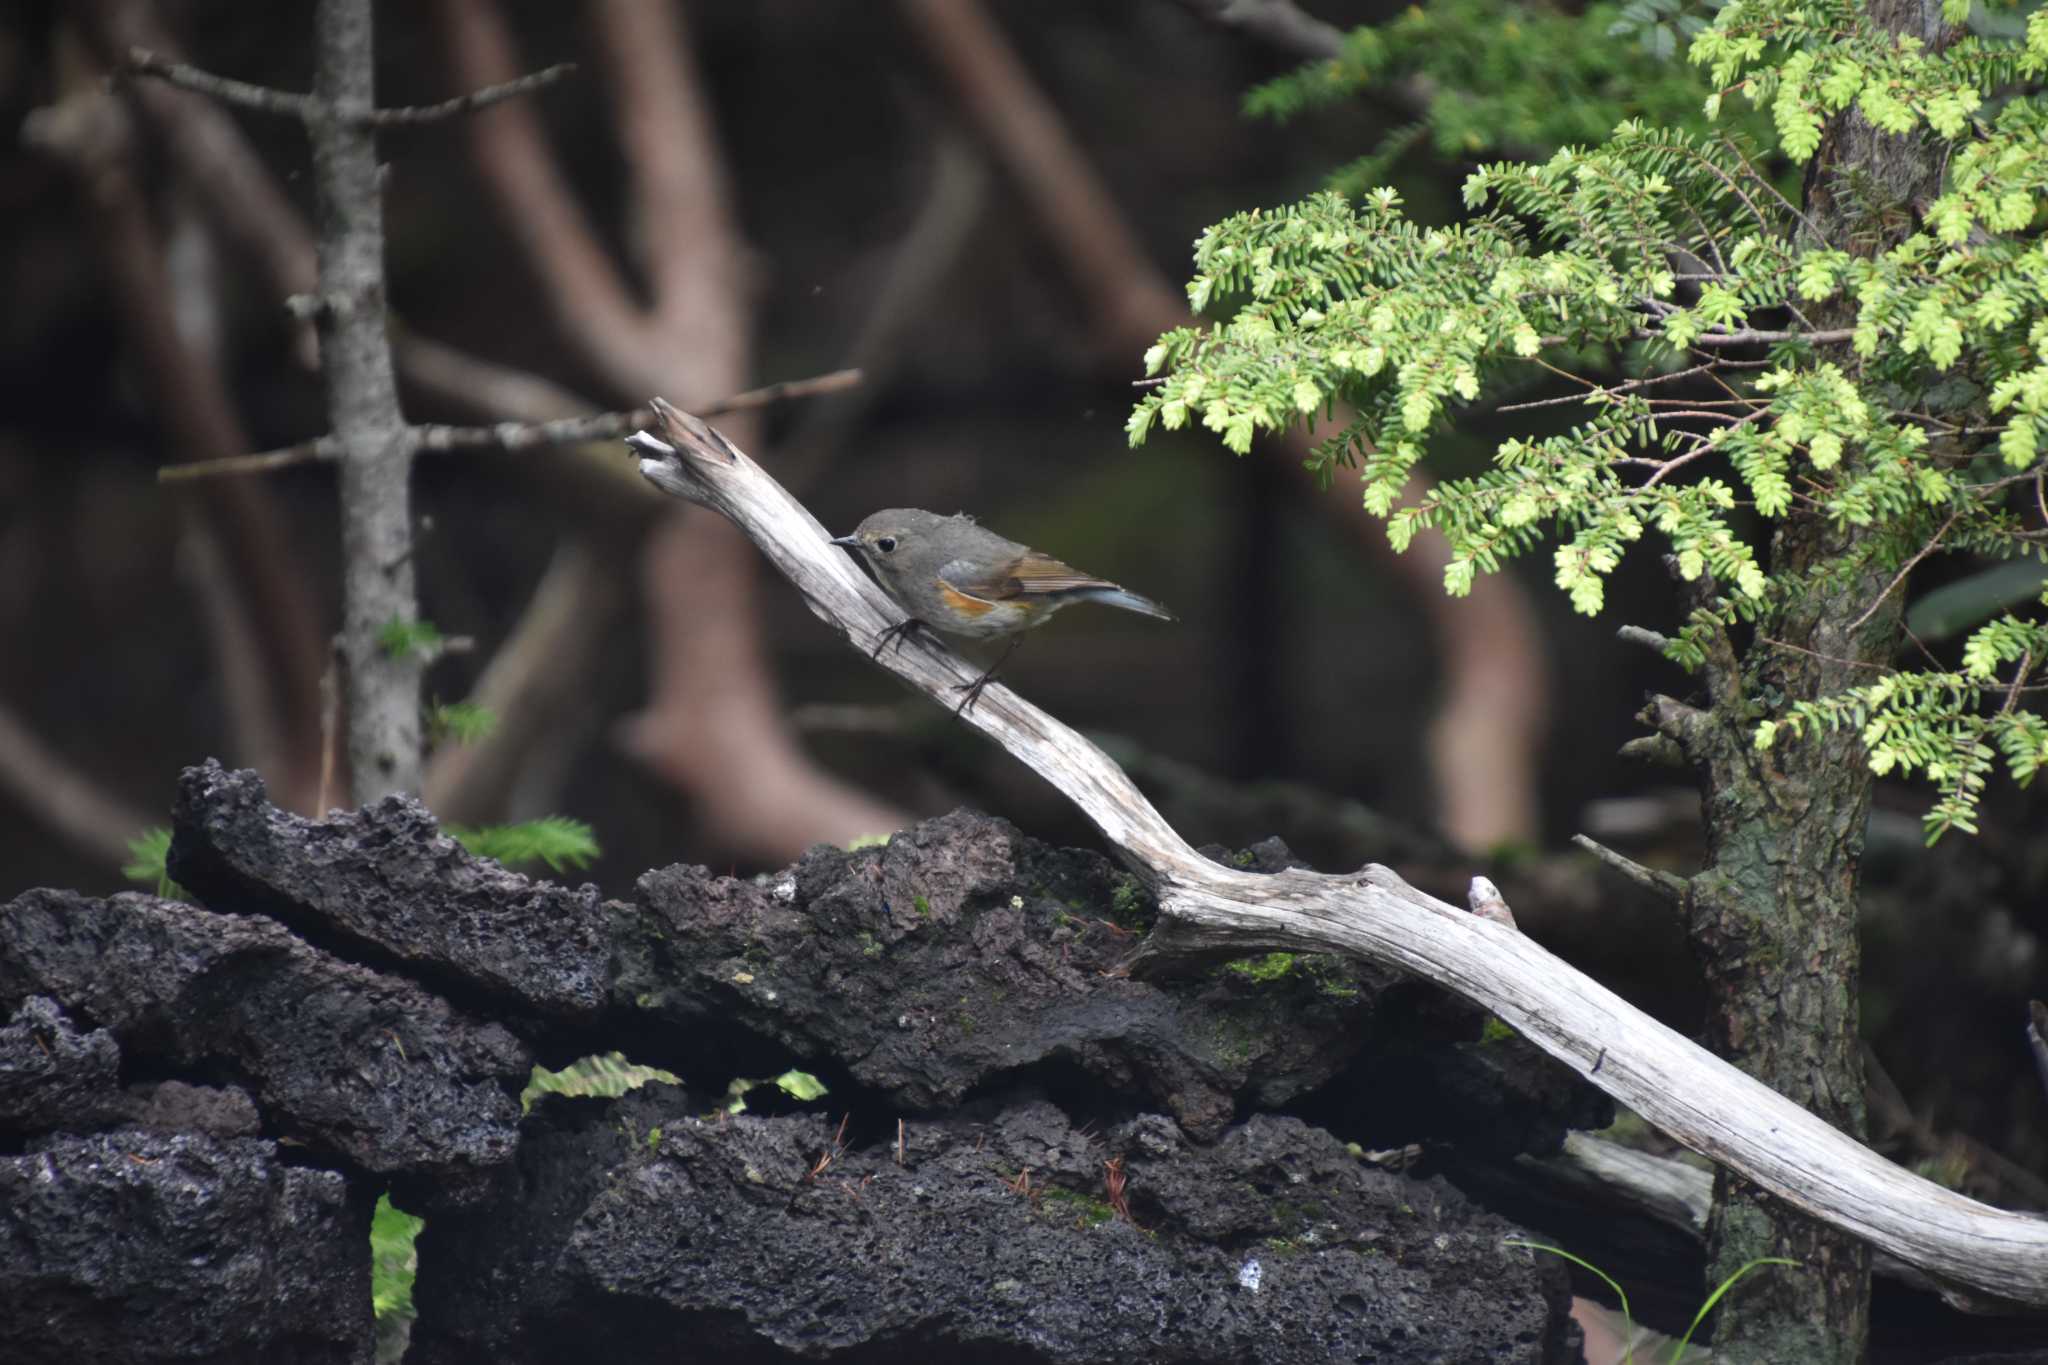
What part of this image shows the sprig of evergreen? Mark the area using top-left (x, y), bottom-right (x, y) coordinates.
top-left (120, 827), bottom-right (188, 901)
top-left (445, 817), bottom-right (600, 873)
top-left (1243, 0), bottom-right (1763, 167)
top-left (1133, 0), bottom-right (2048, 838)
top-left (428, 699), bottom-right (498, 746)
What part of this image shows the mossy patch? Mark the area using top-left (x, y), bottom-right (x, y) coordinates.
top-left (1225, 951), bottom-right (1299, 983)
top-left (1479, 1015), bottom-right (1518, 1044)
top-left (1040, 1184), bottom-right (1116, 1227)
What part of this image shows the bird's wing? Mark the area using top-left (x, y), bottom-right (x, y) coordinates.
top-left (940, 550), bottom-right (1118, 602)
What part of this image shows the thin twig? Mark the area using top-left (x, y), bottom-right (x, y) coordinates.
top-left (1571, 833), bottom-right (1688, 903)
top-left (1617, 625), bottom-right (1672, 653)
top-left (158, 368), bottom-right (864, 481)
top-left (350, 61), bottom-right (575, 126)
top-left (1719, 134), bottom-right (1827, 246)
top-left (1494, 360), bottom-right (1729, 413)
top-left (128, 47), bottom-right (573, 126)
top-left (2000, 650), bottom-right (2033, 716)
top-left (1682, 326), bottom-right (1855, 348)
top-left (1170, 0), bottom-right (1343, 59)
top-left (1641, 446), bottom-right (1717, 490)
top-left (1755, 635), bottom-right (1893, 673)
top-left (1849, 507), bottom-right (1963, 632)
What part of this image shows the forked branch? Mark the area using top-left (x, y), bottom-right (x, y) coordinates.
top-left (628, 399), bottom-right (2048, 1310)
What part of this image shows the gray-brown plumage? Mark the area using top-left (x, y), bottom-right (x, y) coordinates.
top-left (830, 508), bottom-right (1174, 710)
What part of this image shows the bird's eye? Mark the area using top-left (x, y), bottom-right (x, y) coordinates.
top-left (876, 536), bottom-right (898, 553)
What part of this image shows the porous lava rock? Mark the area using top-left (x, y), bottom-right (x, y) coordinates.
top-left (0, 888), bottom-right (529, 1201)
top-left (0, 1129), bottom-right (370, 1365)
top-left (407, 1085), bottom-right (1578, 1364)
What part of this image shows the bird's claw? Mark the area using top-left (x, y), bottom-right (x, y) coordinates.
top-left (951, 672), bottom-right (997, 716)
top-left (871, 617), bottom-right (924, 659)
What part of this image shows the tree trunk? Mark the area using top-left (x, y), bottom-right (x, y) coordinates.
top-left (1684, 0), bottom-right (1952, 1355)
top-left (309, 0), bottom-right (423, 802)
top-left (1685, 516), bottom-right (1897, 1360)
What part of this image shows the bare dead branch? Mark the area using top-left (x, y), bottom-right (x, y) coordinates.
top-left (1682, 326), bottom-right (1855, 348)
top-left (157, 369), bottom-right (864, 481)
top-left (629, 402), bottom-right (2048, 1307)
top-left (1571, 833), bottom-right (1688, 903)
top-left (1618, 735), bottom-right (1689, 768)
top-left (125, 47), bottom-right (327, 120)
top-left (1170, 0), bottom-right (1344, 60)
top-left (127, 46), bottom-right (573, 126)
top-left (1617, 624), bottom-right (1673, 654)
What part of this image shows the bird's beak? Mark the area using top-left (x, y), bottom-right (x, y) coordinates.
top-left (829, 534), bottom-right (860, 548)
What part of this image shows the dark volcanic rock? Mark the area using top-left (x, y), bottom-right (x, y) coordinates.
top-left (162, 768), bottom-right (1601, 1156)
top-left (0, 889), bottom-right (528, 1200)
top-left (125, 1079), bottom-right (264, 1137)
top-left (408, 1086), bottom-right (1577, 1365)
top-left (0, 1129), bottom-right (370, 1365)
top-left (1, 995), bottom-right (264, 1139)
top-left (623, 812), bottom-right (1408, 1140)
top-left (0, 995), bottom-right (125, 1134)
top-left (170, 760), bottom-right (613, 1026)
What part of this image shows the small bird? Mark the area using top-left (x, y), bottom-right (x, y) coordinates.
top-left (830, 508), bottom-right (1176, 713)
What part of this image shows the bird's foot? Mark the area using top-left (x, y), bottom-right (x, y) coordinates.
top-left (871, 617), bottom-right (926, 659)
top-left (951, 668), bottom-right (1000, 715)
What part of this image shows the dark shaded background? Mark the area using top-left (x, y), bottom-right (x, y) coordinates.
top-left (2, 0), bottom-right (2044, 1297)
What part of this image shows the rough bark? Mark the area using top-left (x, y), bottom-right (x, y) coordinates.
top-left (1680, 0), bottom-right (1957, 1356)
top-left (1683, 526), bottom-right (1894, 1361)
top-left (309, 0), bottom-right (423, 801)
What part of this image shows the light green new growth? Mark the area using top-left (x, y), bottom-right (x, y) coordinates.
top-left (377, 616), bottom-right (444, 661)
top-left (121, 827), bottom-right (188, 901)
top-left (523, 1051), bottom-right (680, 1110)
top-left (1242, 0), bottom-right (1763, 183)
top-left (1507, 1239), bottom-right (1795, 1362)
top-left (428, 699), bottom-right (498, 746)
top-left (719, 1068), bottom-right (830, 1116)
top-left (446, 816), bottom-right (600, 873)
top-left (371, 1193), bottom-right (424, 1321)
top-left (1132, 0), bottom-right (2048, 841)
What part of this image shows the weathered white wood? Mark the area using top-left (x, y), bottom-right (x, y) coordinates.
top-left (628, 400), bottom-right (2048, 1308)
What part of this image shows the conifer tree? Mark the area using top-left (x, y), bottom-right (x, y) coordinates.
top-left (1134, 1), bottom-right (2048, 1355)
